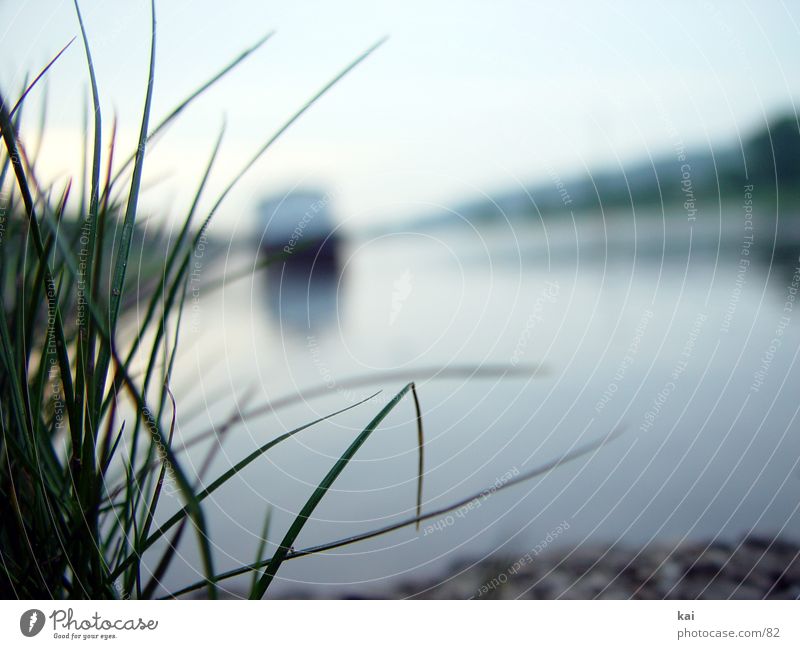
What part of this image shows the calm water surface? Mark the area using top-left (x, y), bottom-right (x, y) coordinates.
top-left (155, 209), bottom-right (800, 597)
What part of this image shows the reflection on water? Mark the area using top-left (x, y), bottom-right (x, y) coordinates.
top-left (162, 204), bottom-right (800, 598)
top-left (264, 252), bottom-right (341, 332)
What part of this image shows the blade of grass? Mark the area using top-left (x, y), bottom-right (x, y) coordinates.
top-left (108, 32), bottom-right (274, 190)
top-left (26, 81), bottom-right (50, 175)
top-left (110, 390), bottom-right (381, 580)
top-left (251, 381), bottom-right (418, 598)
top-left (86, 5), bottom-right (159, 585)
top-left (0, 291), bottom-right (34, 451)
top-left (288, 426), bottom-right (626, 559)
top-left (31, 181), bottom-right (72, 441)
top-left (121, 254), bottom-right (196, 541)
top-left (88, 114), bottom-right (118, 359)
top-left (410, 382), bottom-right (423, 530)
top-left (91, 0), bottom-right (157, 420)
top-left (248, 506), bottom-right (272, 599)
top-left (73, 0), bottom-right (104, 484)
top-left (138, 388), bottom-right (257, 600)
top-left (0, 92), bottom-right (79, 448)
top-left (177, 363), bottom-right (544, 456)
top-left (108, 337), bottom-right (220, 599)
top-left (3, 38), bottom-right (75, 125)
top-left (100, 421), bottom-right (125, 477)
top-left (129, 383), bottom-right (177, 598)
top-left (114, 121), bottom-right (225, 398)
top-left (168, 427), bottom-right (625, 598)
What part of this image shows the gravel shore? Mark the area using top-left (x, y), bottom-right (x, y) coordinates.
top-left (388, 536), bottom-right (800, 599)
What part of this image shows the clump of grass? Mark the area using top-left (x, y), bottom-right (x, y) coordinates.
top-left (1, 2), bottom-right (617, 600)
top-left (0, 0), bottom-right (386, 599)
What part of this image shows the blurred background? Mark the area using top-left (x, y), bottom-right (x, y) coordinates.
top-left (2, 1), bottom-right (800, 597)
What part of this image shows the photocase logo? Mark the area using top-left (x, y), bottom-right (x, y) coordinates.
top-left (389, 269), bottom-right (413, 325)
top-left (20, 609), bottom-right (45, 637)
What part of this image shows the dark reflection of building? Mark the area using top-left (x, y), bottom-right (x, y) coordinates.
top-left (258, 189), bottom-right (343, 331)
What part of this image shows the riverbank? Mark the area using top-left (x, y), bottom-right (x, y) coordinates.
top-left (399, 535), bottom-right (800, 600)
top-left (276, 535), bottom-right (799, 599)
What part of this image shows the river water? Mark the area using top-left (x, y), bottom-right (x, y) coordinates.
top-left (153, 204), bottom-right (800, 598)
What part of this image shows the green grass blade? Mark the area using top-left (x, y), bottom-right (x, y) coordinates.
top-left (115, 122), bottom-right (225, 399)
top-left (88, 115), bottom-right (117, 357)
top-left (129, 384), bottom-right (178, 597)
top-left (72, 0), bottom-right (104, 468)
top-left (147, 34), bottom-right (273, 144)
top-left (288, 427), bottom-right (626, 560)
top-left (410, 382), bottom-right (424, 530)
top-left (178, 363), bottom-right (543, 455)
top-left (110, 390), bottom-right (380, 580)
top-left (30, 182), bottom-right (71, 441)
top-left (91, 0), bottom-right (157, 418)
top-left (0, 291), bottom-right (34, 449)
top-left (0, 92), bottom-right (79, 447)
top-left (248, 506), bottom-right (272, 598)
top-left (109, 31), bottom-right (274, 188)
top-left (100, 421), bottom-right (125, 477)
top-left (4, 38), bottom-right (75, 123)
top-left (138, 391), bottom-right (251, 600)
top-left (251, 381), bottom-right (416, 598)
top-left (107, 339), bottom-right (220, 600)
top-left (167, 428), bottom-right (624, 599)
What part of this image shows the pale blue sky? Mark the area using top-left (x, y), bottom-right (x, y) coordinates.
top-left (1, 1), bottom-right (799, 232)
